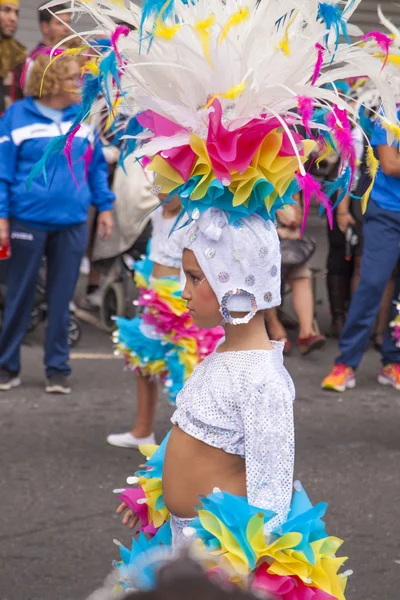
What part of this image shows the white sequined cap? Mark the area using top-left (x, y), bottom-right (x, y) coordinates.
top-left (183, 208), bottom-right (281, 316)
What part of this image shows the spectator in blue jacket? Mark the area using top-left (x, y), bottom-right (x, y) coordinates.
top-left (0, 53), bottom-right (115, 394)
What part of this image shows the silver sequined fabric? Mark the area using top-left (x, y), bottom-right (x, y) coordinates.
top-left (148, 209), bottom-right (187, 269)
top-left (171, 341), bottom-right (295, 530)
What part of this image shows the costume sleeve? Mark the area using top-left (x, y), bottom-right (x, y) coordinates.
top-left (243, 377), bottom-right (295, 532)
top-left (0, 107), bottom-right (18, 219)
top-left (87, 132), bottom-right (116, 212)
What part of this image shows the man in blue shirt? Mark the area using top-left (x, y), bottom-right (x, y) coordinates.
top-left (322, 110), bottom-right (400, 392)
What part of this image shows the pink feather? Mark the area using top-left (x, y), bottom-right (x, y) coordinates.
top-left (111, 25), bottom-right (130, 65)
top-left (326, 105), bottom-right (356, 187)
top-left (20, 47), bottom-right (64, 90)
top-left (362, 31), bottom-right (393, 70)
top-left (297, 96), bottom-right (315, 139)
top-left (64, 124), bottom-right (81, 186)
top-left (81, 142), bottom-right (94, 180)
top-left (296, 172), bottom-right (333, 234)
top-left (311, 43), bottom-right (325, 86)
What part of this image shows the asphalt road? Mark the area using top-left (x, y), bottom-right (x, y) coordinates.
top-left (1, 215), bottom-right (399, 600)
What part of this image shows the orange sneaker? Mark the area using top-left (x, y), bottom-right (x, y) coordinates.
top-left (321, 364), bottom-right (356, 392)
top-left (378, 364), bottom-right (400, 390)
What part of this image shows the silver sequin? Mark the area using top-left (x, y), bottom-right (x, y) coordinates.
top-left (218, 271), bottom-right (230, 283)
top-left (188, 231), bottom-right (197, 244)
top-left (192, 208), bottom-right (200, 220)
top-left (205, 247), bottom-right (216, 259)
top-left (259, 246), bottom-right (269, 258)
top-left (270, 265), bottom-right (278, 277)
top-left (233, 248), bottom-right (244, 261)
top-left (245, 275), bottom-right (256, 286)
top-left (264, 292), bottom-right (273, 302)
top-left (151, 185), bottom-right (162, 196)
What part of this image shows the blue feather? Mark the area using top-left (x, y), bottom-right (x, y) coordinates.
top-left (26, 135), bottom-right (66, 190)
top-left (322, 164), bottom-right (351, 211)
top-left (317, 2), bottom-right (350, 50)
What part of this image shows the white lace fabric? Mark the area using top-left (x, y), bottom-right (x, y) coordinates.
top-left (171, 342), bottom-right (295, 529)
top-left (148, 209), bottom-right (187, 269)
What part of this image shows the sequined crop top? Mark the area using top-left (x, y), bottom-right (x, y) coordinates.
top-left (148, 209), bottom-right (187, 269)
top-left (171, 341), bottom-right (295, 529)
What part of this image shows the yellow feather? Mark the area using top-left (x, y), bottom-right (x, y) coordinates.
top-left (361, 145), bottom-right (379, 213)
top-left (219, 7), bottom-right (250, 45)
top-left (194, 15), bottom-right (215, 65)
top-left (204, 80), bottom-right (246, 109)
top-left (278, 10), bottom-right (298, 57)
top-left (380, 119), bottom-right (400, 141)
top-left (154, 20), bottom-right (181, 40)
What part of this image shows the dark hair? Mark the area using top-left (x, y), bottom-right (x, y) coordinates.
top-left (123, 557), bottom-right (261, 600)
top-left (38, 3), bottom-right (69, 24)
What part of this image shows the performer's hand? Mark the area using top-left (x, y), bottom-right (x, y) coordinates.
top-left (116, 501), bottom-right (139, 529)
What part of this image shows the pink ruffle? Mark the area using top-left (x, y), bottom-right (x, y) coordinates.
top-left (252, 566), bottom-right (336, 600)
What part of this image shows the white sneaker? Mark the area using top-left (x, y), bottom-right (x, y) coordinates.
top-left (106, 431), bottom-right (156, 449)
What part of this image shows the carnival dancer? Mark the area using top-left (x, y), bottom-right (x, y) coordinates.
top-left (46, 0), bottom-right (398, 596)
top-left (108, 195), bottom-right (224, 449)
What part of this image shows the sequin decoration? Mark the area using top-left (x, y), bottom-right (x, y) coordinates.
top-left (220, 288), bottom-right (258, 325)
top-left (270, 265), bottom-right (278, 277)
top-left (233, 248), bottom-right (244, 261)
top-left (151, 185), bottom-right (162, 196)
top-left (264, 292), bottom-right (273, 303)
top-left (233, 220), bottom-right (244, 231)
top-left (245, 275), bottom-right (255, 286)
top-left (219, 272), bottom-right (230, 283)
top-left (192, 208), bottom-right (200, 220)
top-left (188, 231), bottom-right (197, 244)
top-left (205, 247), bottom-right (216, 259)
top-left (259, 247), bottom-right (268, 258)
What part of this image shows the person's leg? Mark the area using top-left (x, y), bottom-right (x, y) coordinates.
top-left (381, 270), bottom-right (400, 366)
top-left (0, 221), bottom-right (46, 376)
top-left (288, 275), bottom-right (315, 339)
top-left (131, 374), bottom-right (158, 437)
top-left (336, 201), bottom-right (400, 370)
top-left (289, 269), bottom-right (326, 354)
top-left (106, 372), bottom-right (158, 448)
top-left (374, 276), bottom-right (396, 348)
top-left (44, 224), bottom-right (88, 379)
top-left (326, 216), bottom-right (352, 337)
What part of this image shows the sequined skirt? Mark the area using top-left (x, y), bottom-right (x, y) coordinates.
top-left (114, 258), bottom-right (223, 403)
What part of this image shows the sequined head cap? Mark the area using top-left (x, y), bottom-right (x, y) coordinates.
top-left (183, 208), bottom-right (281, 323)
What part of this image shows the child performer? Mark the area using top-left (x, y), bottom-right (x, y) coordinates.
top-left (109, 196), bottom-right (223, 448)
top-left (48, 0), bottom-right (398, 596)
top-left (115, 209), bottom-right (350, 599)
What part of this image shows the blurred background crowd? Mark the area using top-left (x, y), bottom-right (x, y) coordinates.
top-left (0, 0), bottom-right (400, 394)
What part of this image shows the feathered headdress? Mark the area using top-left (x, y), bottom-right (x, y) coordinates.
top-left (41, 0), bottom-right (399, 223)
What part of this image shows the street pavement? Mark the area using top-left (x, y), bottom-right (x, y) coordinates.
top-left (1, 214), bottom-right (400, 600)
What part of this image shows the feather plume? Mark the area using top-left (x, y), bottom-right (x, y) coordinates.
top-left (296, 172), bottom-right (333, 235)
top-left (361, 145), bottom-right (380, 213)
top-left (362, 31), bottom-right (393, 70)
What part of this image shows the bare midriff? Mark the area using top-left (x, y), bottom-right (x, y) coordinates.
top-left (152, 263), bottom-right (180, 279)
top-left (163, 425), bottom-right (246, 518)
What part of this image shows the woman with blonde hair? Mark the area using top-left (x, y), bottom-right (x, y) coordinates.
top-left (0, 53), bottom-right (115, 393)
